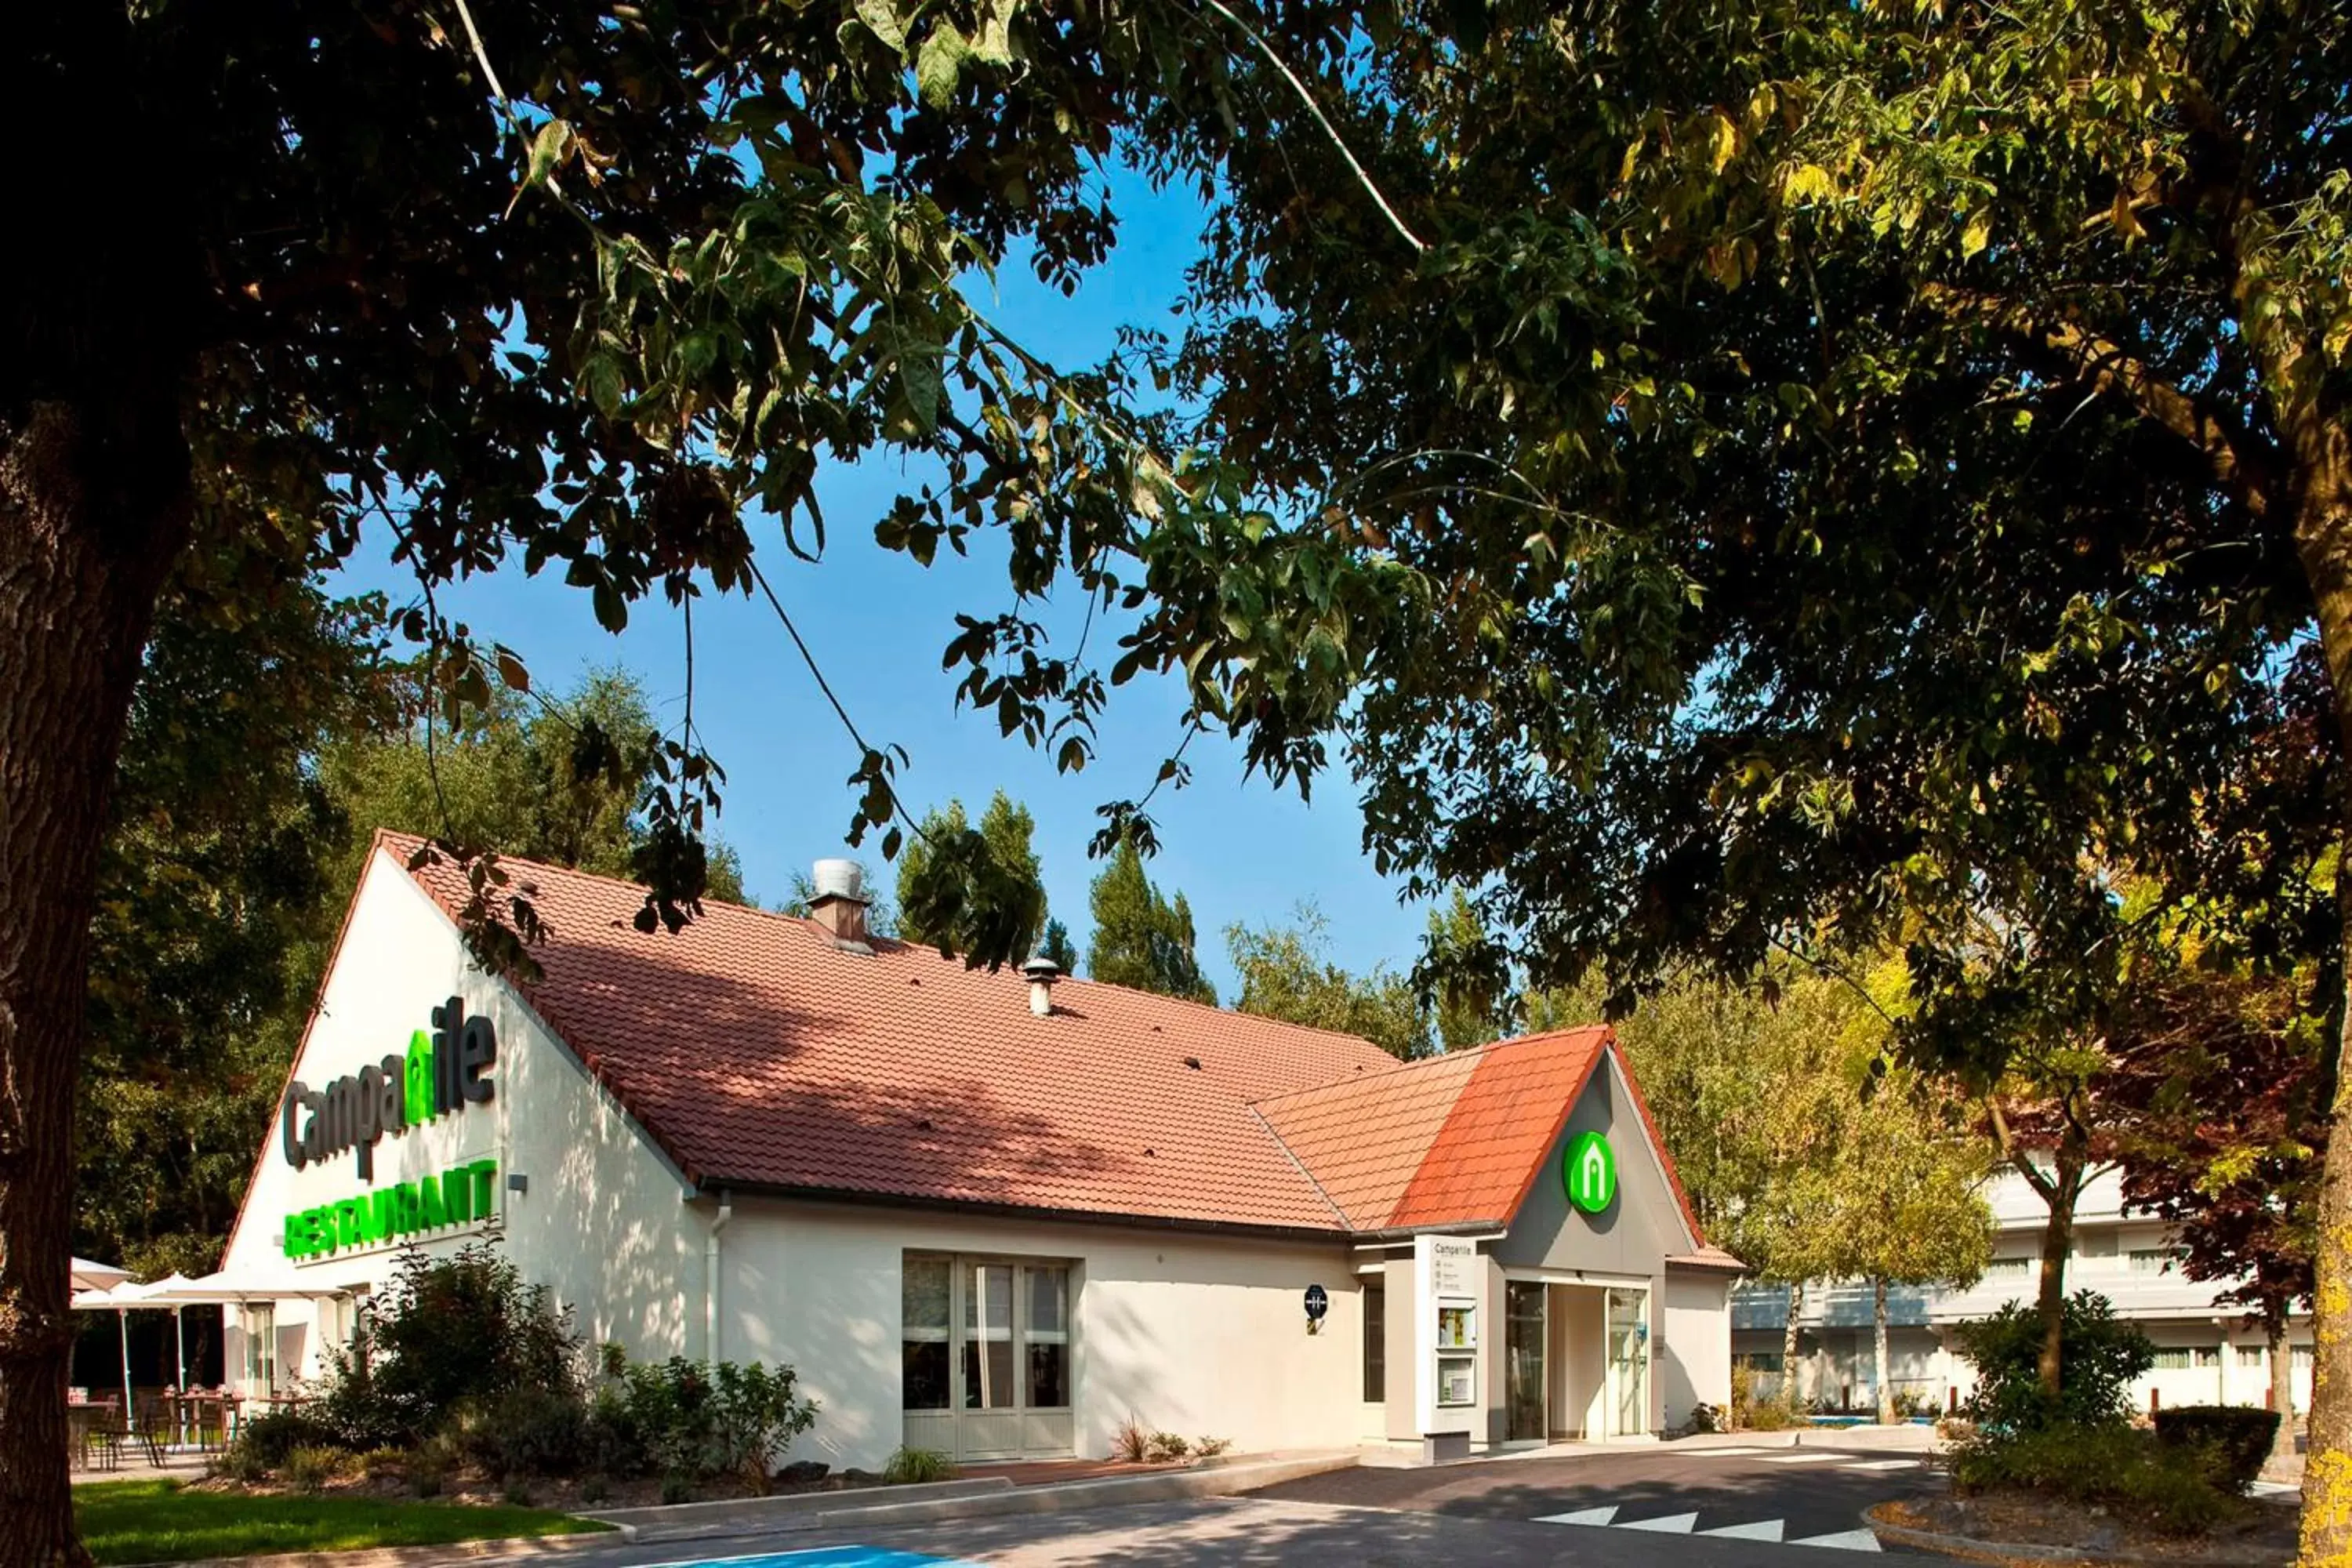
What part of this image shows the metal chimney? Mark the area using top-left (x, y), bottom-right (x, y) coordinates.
top-left (808, 858), bottom-right (871, 953)
top-left (1022, 957), bottom-right (1061, 1018)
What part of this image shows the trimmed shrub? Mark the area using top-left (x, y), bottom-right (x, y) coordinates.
top-left (593, 1354), bottom-right (819, 1486)
top-left (883, 1446), bottom-right (956, 1484)
top-left (1195, 1436), bottom-right (1232, 1457)
top-left (1948, 1421), bottom-right (2238, 1535)
top-left (1951, 1291), bottom-right (2157, 1432)
top-left (283, 1445), bottom-right (350, 1495)
top-left (2154, 1405), bottom-right (2281, 1494)
top-left (466, 1383), bottom-right (593, 1478)
top-left (1744, 1399), bottom-right (1798, 1431)
top-left (324, 1241), bottom-right (583, 1446)
top-left (1147, 1432), bottom-right (1191, 1461)
top-left (223, 1408), bottom-right (343, 1475)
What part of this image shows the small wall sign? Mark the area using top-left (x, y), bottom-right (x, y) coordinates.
top-left (1303, 1283), bottom-right (1330, 1321)
top-left (1566, 1130), bottom-right (1617, 1214)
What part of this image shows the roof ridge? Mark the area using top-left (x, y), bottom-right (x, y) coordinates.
top-left (383, 830), bottom-right (1401, 1054)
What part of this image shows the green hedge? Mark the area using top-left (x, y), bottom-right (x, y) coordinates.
top-left (2153, 1405), bottom-right (2280, 1494)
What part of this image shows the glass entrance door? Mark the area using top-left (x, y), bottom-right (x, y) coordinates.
top-left (1606, 1287), bottom-right (1648, 1436)
top-left (1505, 1282), bottom-right (1547, 1441)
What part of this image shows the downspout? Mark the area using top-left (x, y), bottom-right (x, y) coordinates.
top-left (705, 1190), bottom-right (732, 1370)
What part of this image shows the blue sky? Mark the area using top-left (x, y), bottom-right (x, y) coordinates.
top-left (327, 166), bottom-right (1431, 1000)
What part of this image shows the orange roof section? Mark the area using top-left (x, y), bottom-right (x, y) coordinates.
top-left (382, 833), bottom-right (1717, 1250)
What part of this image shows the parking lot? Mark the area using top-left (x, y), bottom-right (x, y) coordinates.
top-left (514, 1445), bottom-right (1950, 1568)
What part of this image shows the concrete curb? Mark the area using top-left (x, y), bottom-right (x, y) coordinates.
top-left (583, 1477), bottom-right (1011, 1529)
top-left (1864, 1502), bottom-right (2280, 1567)
top-left (607, 1451), bottom-right (1363, 1546)
top-left (115, 1526), bottom-right (635, 1568)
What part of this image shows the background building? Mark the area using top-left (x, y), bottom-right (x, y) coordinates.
top-left (1733, 1165), bottom-right (2310, 1416)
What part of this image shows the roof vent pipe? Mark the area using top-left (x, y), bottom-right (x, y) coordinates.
top-left (808, 858), bottom-right (872, 953)
top-left (1022, 957), bottom-right (1060, 1018)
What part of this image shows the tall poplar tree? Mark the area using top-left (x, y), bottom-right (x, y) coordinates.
top-left (1085, 837), bottom-right (1215, 1004)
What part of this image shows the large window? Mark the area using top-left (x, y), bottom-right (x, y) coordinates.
top-left (1363, 1283), bottom-right (1385, 1403)
top-left (902, 1254), bottom-right (1072, 1414)
top-left (2129, 1248), bottom-right (2184, 1274)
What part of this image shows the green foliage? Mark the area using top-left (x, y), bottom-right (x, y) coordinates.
top-left (1038, 920), bottom-right (1079, 974)
top-left (2153, 1406), bottom-right (2282, 1494)
top-left (1948, 1422), bottom-right (2238, 1536)
top-left (219, 1411), bottom-right (342, 1479)
top-left (463, 1385), bottom-right (593, 1481)
top-left (1116, 0), bottom-right (2349, 1152)
top-left (317, 668), bottom-right (747, 907)
top-left (881, 1446), bottom-right (956, 1484)
top-left (77, 659), bottom-right (746, 1277)
top-left (1146, 1432), bottom-right (1191, 1461)
top-left (1954, 1293), bottom-right (2158, 1432)
top-left (895, 792), bottom-right (1049, 964)
top-left (1086, 837), bottom-right (1214, 1003)
top-left (71, 1479), bottom-right (605, 1566)
top-left (593, 1356), bottom-right (819, 1486)
top-left (75, 547), bottom-right (392, 1276)
top-left (281, 1446), bottom-right (350, 1496)
top-left (327, 1243), bottom-right (583, 1448)
top-left (1425, 891), bottom-right (1510, 1053)
top-left (1581, 960), bottom-right (1987, 1295)
top-left (1227, 902), bottom-right (1429, 1059)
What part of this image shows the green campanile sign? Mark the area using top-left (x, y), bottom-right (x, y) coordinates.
top-left (1565, 1131), bottom-right (1617, 1215)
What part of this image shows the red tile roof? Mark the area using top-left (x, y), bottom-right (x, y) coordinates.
top-left (389, 835), bottom-right (1395, 1232)
top-left (381, 833), bottom-right (1715, 1251)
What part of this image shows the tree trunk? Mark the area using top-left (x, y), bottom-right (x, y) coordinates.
top-left (2031, 1144), bottom-right (2085, 1403)
top-left (1874, 1278), bottom-right (1893, 1424)
top-left (2270, 1317), bottom-right (2296, 1469)
top-left (0, 397), bottom-right (187, 1568)
top-left (1783, 1279), bottom-right (1805, 1409)
top-left (2288, 427), bottom-right (2352, 1567)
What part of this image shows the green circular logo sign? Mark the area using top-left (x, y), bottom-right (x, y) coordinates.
top-left (1566, 1131), bottom-right (1617, 1215)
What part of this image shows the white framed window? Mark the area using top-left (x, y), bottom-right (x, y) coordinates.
top-left (2151, 1347), bottom-right (2192, 1370)
top-left (1983, 1257), bottom-right (2031, 1279)
top-left (2194, 1347), bottom-right (2221, 1368)
top-left (2128, 1248), bottom-right (2184, 1274)
top-left (902, 1253), bottom-right (1073, 1415)
top-left (2240, 1346), bottom-right (2267, 1369)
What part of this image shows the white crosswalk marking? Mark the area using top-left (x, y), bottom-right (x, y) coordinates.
top-left (1534, 1505), bottom-right (1619, 1526)
top-left (1617, 1512), bottom-right (1700, 1534)
top-left (1839, 1459), bottom-right (1920, 1471)
top-left (1700, 1519), bottom-right (1787, 1541)
top-left (1788, 1528), bottom-right (1884, 1552)
top-left (1761, 1452), bottom-right (1839, 1463)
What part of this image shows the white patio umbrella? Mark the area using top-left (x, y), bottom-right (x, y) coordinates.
top-left (70, 1282), bottom-right (139, 1417)
top-left (71, 1257), bottom-right (130, 1294)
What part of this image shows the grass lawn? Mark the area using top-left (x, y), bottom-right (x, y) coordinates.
top-left (74, 1479), bottom-right (612, 1565)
